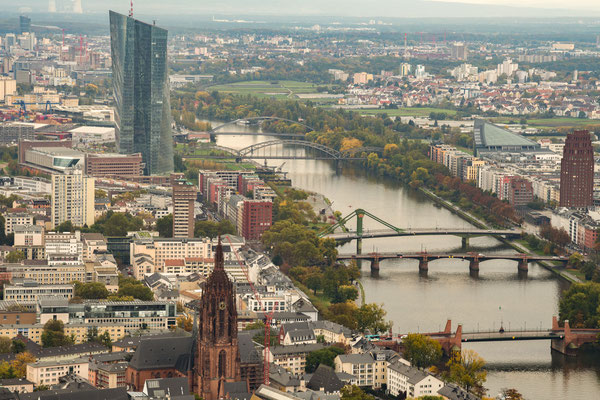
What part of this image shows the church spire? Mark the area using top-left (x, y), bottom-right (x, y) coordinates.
top-left (215, 235), bottom-right (224, 270)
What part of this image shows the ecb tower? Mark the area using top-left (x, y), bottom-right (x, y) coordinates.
top-left (109, 11), bottom-right (174, 175)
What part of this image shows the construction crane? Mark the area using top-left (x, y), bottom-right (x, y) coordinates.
top-left (225, 236), bottom-right (277, 386)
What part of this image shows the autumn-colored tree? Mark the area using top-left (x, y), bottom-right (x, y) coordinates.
top-left (444, 350), bottom-right (487, 397)
top-left (12, 352), bottom-right (36, 378)
top-left (177, 314), bottom-right (193, 332)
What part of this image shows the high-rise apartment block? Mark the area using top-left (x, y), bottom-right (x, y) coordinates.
top-left (560, 130), bottom-right (594, 208)
top-left (172, 179), bottom-right (196, 238)
top-left (109, 11), bottom-right (173, 175)
top-left (450, 42), bottom-right (468, 60)
top-left (51, 168), bottom-right (95, 228)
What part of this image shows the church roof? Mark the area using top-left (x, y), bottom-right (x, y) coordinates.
top-left (238, 332), bottom-right (262, 365)
top-left (306, 365), bottom-right (344, 394)
top-left (128, 336), bottom-right (193, 372)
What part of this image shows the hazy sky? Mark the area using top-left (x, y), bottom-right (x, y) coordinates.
top-left (5, 0), bottom-right (600, 17)
top-left (434, 0), bottom-right (600, 9)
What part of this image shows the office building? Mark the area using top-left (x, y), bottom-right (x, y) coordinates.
top-left (172, 179), bottom-right (196, 238)
top-left (4, 212), bottom-right (34, 235)
top-left (51, 168), bottom-right (95, 228)
top-left (508, 177), bottom-right (533, 207)
top-left (241, 200), bottom-right (273, 241)
top-left (3, 281), bottom-right (74, 302)
top-left (24, 147), bottom-right (85, 173)
top-left (109, 11), bottom-right (173, 175)
top-left (85, 153), bottom-right (144, 178)
top-left (560, 130), bottom-right (594, 208)
top-left (19, 15), bottom-right (31, 34)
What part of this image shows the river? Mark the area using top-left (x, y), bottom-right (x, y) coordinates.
top-left (208, 121), bottom-right (600, 399)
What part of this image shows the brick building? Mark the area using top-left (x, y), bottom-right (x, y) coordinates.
top-left (560, 130), bottom-right (594, 208)
top-left (241, 200), bottom-right (273, 241)
top-left (85, 153), bottom-right (144, 178)
top-left (508, 177), bottom-right (533, 206)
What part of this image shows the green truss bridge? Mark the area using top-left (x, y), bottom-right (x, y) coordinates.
top-left (318, 208), bottom-right (522, 254)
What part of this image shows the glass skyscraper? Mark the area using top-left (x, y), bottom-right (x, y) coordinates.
top-left (109, 11), bottom-right (174, 175)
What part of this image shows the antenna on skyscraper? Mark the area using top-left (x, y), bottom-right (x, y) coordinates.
top-left (129, 0), bottom-right (134, 17)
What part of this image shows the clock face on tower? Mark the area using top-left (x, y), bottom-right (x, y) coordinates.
top-left (219, 301), bottom-right (226, 310)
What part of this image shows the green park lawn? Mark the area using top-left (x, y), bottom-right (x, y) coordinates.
top-left (207, 80), bottom-right (324, 97)
top-left (357, 107), bottom-right (459, 117)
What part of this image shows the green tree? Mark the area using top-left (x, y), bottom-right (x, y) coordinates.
top-left (305, 346), bottom-right (345, 372)
top-left (444, 350), bottom-right (487, 397)
top-left (41, 320), bottom-right (73, 348)
top-left (194, 220), bottom-right (236, 238)
top-left (74, 282), bottom-right (109, 299)
top-left (305, 273), bottom-right (323, 295)
top-left (5, 251), bottom-right (25, 263)
top-left (117, 280), bottom-right (154, 301)
top-left (340, 385), bottom-right (375, 400)
top-left (402, 334), bottom-right (443, 369)
top-left (0, 337), bottom-right (11, 353)
top-left (559, 282), bottom-right (600, 328)
top-left (11, 339), bottom-right (25, 354)
top-left (156, 214), bottom-right (173, 238)
top-left (54, 220), bottom-right (75, 232)
top-left (356, 303), bottom-right (392, 334)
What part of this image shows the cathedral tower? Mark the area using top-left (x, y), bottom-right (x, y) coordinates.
top-left (194, 237), bottom-right (241, 399)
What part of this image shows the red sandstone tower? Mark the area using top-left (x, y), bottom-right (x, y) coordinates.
top-left (560, 130), bottom-right (594, 208)
top-left (194, 237), bottom-right (241, 399)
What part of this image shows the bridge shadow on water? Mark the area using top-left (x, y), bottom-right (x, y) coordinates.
top-left (484, 350), bottom-right (600, 375)
top-left (363, 261), bottom-right (556, 283)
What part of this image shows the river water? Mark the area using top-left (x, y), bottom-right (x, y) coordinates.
top-left (209, 122), bottom-right (600, 399)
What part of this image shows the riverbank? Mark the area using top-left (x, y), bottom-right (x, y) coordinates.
top-left (419, 187), bottom-right (580, 284)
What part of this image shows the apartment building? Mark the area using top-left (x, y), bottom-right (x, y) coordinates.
top-left (172, 179), bottom-right (196, 238)
top-left (130, 237), bottom-right (212, 279)
top-left (26, 358), bottom-right (89, 386)
top-left (4, 212), bottom-right (34, 235)
top-left (51, 168), bottom-right (95, 228)
top-left (387, 362), bottom-right (444, 398)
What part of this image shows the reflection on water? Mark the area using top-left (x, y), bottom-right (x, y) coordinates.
top-left (210, 122), bottom-right (600, 399)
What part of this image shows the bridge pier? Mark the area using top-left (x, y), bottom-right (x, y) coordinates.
top-left (461, 237), bottom-right (469, 250)
top-left (469, 259), bottom-right (480, 272)
top-left (418, 259), bottom-right (429, 273)
top-left (370, 258), bottom-right (380, 272)
top-left (518, 259), bottom-right (529, 272)
top-left (356, 238), bottom-right (362, 255)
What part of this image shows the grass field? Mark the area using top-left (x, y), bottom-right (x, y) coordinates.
top-left (357, 107), bottom-right (459, 117)
top-left (207, 80), bottom-right (325, 98)
top-left (493, 117), bottom-right (600, 129)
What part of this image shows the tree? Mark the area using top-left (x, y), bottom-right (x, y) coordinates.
top-left (177, 314), bottom-right (193, 332)
top-left (54, 220), bottom-right (74, 232)
top-left (5, 251), bottom-right (25, 263)
top-left (305, 273), bottom-right (323, 295)
top-left (156, 214), bottom-right (173, 238)
top-left (41, 320), bottom-right (73, 348)
top-left (568, 253), bottom-right (585, 269)
top-left (0, 361), bottom-right (15, 379)
top-left (194, 220), bottom-right (236, 238)
top-left (74, 282), bottom-right (109, 299)
top-left (559, 282), bottom-right (600, 328)
top-left (502, 388), bottom-right (524, 400)
top-left (0, 337), bottom-right (11, 354)
top-left (356, 303), bottom-right (392, 334)
top-left (305, 346), bottom-right (345, 372)
top-left (11, 339), bottom-right (25, 354)
top-left (340, 385), bottom-right (375, 400)
top-left (117, 279), bottom-right (154, 301)
top-left (444, 350), bottom-right (487, 396)
top-left (402, 334), bottom-right (443, 369)
top-left (12, 352), bottom-right (35, 378)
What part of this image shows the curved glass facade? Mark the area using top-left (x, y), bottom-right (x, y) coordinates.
top-left (110, 11), bottom-right (174, 175)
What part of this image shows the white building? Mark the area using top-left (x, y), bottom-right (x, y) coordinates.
top-left (387, 362), bottom-right (444, 398)
top-left (26, 358), bottom-right (88, 386)
top-left (51, 168), bottom-right (95, 228)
